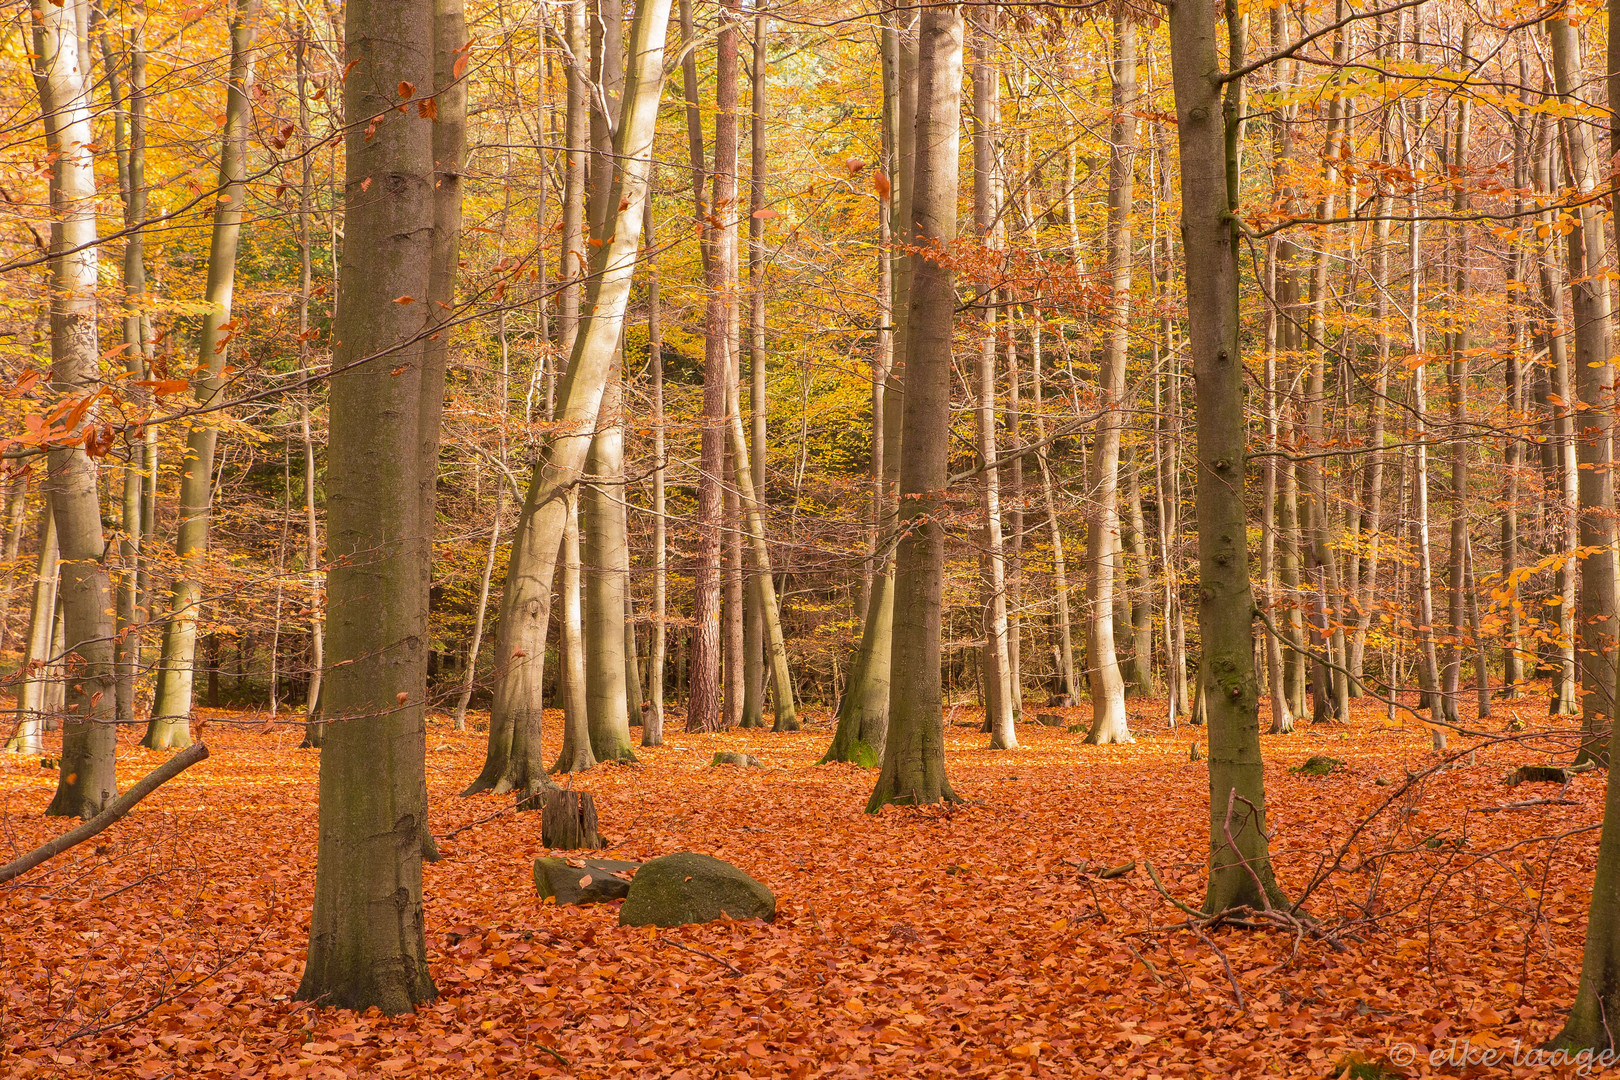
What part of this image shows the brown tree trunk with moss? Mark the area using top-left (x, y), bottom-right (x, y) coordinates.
top-left (868, 1), bottom-right (962, 813)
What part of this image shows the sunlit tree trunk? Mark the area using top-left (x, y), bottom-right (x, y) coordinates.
top-left (146, 0), bottom-right (260, 750)
top-left (868, 1), bottom-right (962, 812)
top-left (969, 12), bottom-right (1013, 749)
top-left (823, 7), bottom-right (910, 766)
top-left (468, 0), bottom-right (670, 789)
top-left (1167, 0), bottom-right (1286, 911)
top-left (34, 0), bottom-right (117, 819)
top-left (643, 187), bottom-right (667, 747)
top-left (1084, 9), bottom-right (1137, 745)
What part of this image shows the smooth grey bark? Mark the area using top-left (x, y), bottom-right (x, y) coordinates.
top-left (470, 0), bottom-right (671, 784)
top-left (970, 12), bottom-right (1013, 750)
top-left (552, 490), bottom-right (597, 774)
top-left (293, 23), bottom-right (325, 748)
top-left (6, 503), bottom-right (56, 756)
top-left (642, 186), bottom-right (666, 747)
top-left (0, 475), bottom-right (28, 663)
top-left (1549, 17), bottom-right (1618, 766)
top-left (35, 0), bottom-right (118, 820)
top-left (1166, 0), bottom-right (1286, 911)
top-left (824, 7), bottom-right (912, 767)
top-left (868, 1), bottom-right (962, 812)
top-left (146, 0), bottom-right (260, 749)
top-left (1555, 3), bottom-right (1620, 1046)
top-left (296, 0), bottom-right (439, 1014)
top-left (1084, 10), bottom-right (1137, 746)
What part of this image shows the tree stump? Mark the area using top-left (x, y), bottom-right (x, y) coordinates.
top-left (541, 789), bottom-right (606, 850)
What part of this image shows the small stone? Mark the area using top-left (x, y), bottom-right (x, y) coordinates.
top-left (710, 751), bottom-right (763, 768)
top-left (534, 857), bottom-right (640, 905)
top-left (1294, 754), bottom-right (1346, 778)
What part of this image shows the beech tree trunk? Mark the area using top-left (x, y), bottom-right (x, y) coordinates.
top-left (1084, 10), bottom-right (1137, 746)
top-left (296, 0), bottom-right (439, 1014)
top-left (1166, 0), bottom-right (1286, 911)
top-left (35, 0), bottom-right (118, 820)
top-left (868, 1), bottom-right (963, 812)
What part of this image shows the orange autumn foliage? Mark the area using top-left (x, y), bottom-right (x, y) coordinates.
top-left (0, 694), bottom-right (1603, 1077)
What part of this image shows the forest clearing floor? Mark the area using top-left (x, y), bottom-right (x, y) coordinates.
top-left (0, 689), bottom-right (1604, 1078)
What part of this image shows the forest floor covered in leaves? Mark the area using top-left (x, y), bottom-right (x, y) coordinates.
top-left (0, 690), bottom-right (1605, 1078)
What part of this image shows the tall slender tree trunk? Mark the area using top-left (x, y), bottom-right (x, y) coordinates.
top-left (146, 0), bottom-right (260, 749)
top-left (868, 1), bottom-right (962, 812)
top-left (35, 0), bottom-right (118, 819)
top-left (688, 0), bottom-right (741, 733)
top-left (1549, 17), bottom-right (1618, 765)
top-left (823, 7), bottom-right (912, 766)
top-left (970, 12), bottom-right (1013, 749)
top-left (1166, 0), bottom-right (1286, 911)
top-left (743, 3), bottom-right (770, 730)
top-left (1553, 0), bottom-right (1620, 1046)
top-left (293, 21), bottom-right (326, 748)
top-left (467, 0), bottom-right (670, 788)
top-left (643, 181), bottom-right (667, 747)
top-left (1084, 10), bottom-right (1137, 746)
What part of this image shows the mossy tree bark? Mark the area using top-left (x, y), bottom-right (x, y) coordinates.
top-left (824, 8), bottom-right (913, 766)
top-left (867, 1), bottom-right (962, 814)
top-left (1165, 0), bottom-right (1286, 912)
top-left (147, 0), bottom-right (259, 750)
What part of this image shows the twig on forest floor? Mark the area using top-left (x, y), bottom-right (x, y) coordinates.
top-left (533, 1042), bottom-right (572, 1068)
top-left (1190, 922), bottom-right (1246, 1011)
top-left (663, 937), bottom-right (743, 977)
top-left (1122, 942), bottom-right (1165, 986)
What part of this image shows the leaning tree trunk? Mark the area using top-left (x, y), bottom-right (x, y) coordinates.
top-left (146, 0), bottom-right (260, 750)
top-left (296, 0), bottom-right (440, 1015)
top-left (35, 0), bottom-right (118, 820)
top-left (1166, 0), bottom-right (1287, 912)
top-left (1084, 9), bottom-right (1137, 746)
top-left (466, 0), bottom-right (671, 787)
top-left (868, 1), bottom-right (963, 813)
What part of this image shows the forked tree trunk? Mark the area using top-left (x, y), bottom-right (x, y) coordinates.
top-left (1166, 0), bottom-right (1286, 912)
top-left (146, 0), bottom-right (260, 750)
top-left (867, 2), bottom-right (962, 812)
top-left (1084, 10), bottom-right (1137, 746)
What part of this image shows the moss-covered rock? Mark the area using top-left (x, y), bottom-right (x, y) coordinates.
top-left (618, 852), bottom-right (776, 927)
top-left (710, 751), bottom-right (763, 768)
top-left (1294, 754), bottom-right (1346, 778)
top-left (533, 857), bottom-right (640, 905)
